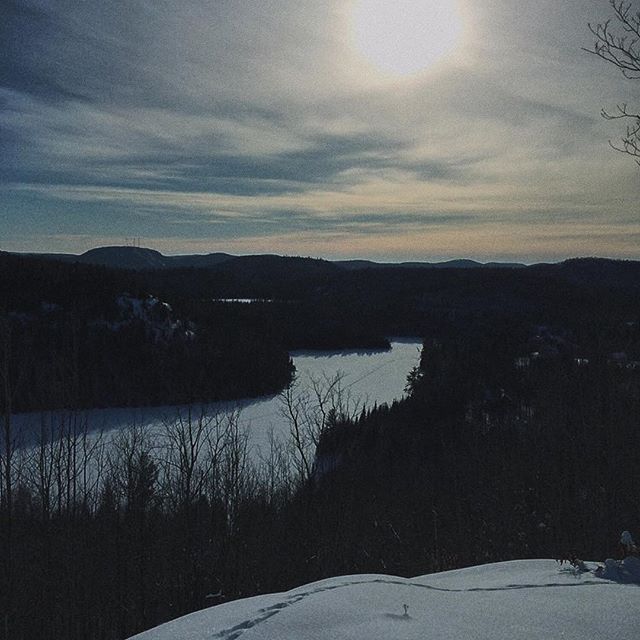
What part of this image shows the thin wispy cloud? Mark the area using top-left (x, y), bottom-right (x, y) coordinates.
top-left (1, 0), bottom-right (638, 260)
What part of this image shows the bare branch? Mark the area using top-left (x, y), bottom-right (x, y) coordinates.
top-left (586, 1), bottom-right (640, 164)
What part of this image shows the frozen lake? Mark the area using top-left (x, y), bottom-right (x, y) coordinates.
top-left (12, 339), bottom-right (422, 457)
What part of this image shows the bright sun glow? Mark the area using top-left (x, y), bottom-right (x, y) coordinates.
top-left (350, 0), bottom-right (463, 76)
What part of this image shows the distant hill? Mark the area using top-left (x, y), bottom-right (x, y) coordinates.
top-left (80, 246), bottom-right (169, 269)
top-left (26, 246), bottom-right (527, 271)
top-left (553, 257), bottom-right (640, 290)
top-left (13, 249), bottom-right (640, 297)
top-left (30, 246), bottom-right (235, 270)
top-left (168, 252), bottom-right (235, 268)
top-left (218, 254), bottom-right (340, 278)
top-left (335, 258), bottom-right (527, 270)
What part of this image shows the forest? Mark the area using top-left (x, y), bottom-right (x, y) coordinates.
top-left (1, 251), bottom-right (639, 639)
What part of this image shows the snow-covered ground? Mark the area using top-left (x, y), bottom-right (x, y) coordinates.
top-left (129, 559), bottom-right (639, 640)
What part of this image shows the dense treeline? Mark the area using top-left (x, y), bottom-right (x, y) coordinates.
top-left (4, 311), bottom-right (293, 412)
top-left (309, 325), bottom-right (640, 575)
top-left (159, 257), bottom-right (640, 351)
top-left (0, 253), bottom-right (295, 411)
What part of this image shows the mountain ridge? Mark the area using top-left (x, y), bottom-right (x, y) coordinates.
top-left (21, 246), bottom-right (532, 271)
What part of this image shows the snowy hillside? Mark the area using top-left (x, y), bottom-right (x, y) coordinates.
top-left (129, 559), bottom-right (639, 640)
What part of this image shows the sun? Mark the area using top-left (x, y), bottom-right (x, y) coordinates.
top-left (349, 0), bottom-right (463, 77)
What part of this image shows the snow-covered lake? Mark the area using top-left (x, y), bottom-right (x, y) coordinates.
top-left (12, 339), bottom-right (422, 457)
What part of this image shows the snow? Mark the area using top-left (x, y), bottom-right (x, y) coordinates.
top-left (596, 556), bottom-right (640, 583)
top-left (128, 559), bottom-right (639, 640)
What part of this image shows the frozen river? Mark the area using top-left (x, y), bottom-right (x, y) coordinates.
top-left (12, 339), bottom-right (422, 457)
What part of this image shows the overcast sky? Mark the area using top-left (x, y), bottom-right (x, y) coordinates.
top-left (1, 0), bottom-right (638, 261)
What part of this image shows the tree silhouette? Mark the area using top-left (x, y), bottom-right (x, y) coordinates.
top-left (586, 1), bottom-right (640, 163)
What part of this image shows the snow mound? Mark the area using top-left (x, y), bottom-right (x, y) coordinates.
top-left (595, 556), bottom-right (640, 583)
top-left (128, 560), bottom-right (639, 640)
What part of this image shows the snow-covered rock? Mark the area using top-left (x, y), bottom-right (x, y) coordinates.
top-left (106, 293), bottom-right (195, 342)
top-left (128, 560), bottom-right (639, 640)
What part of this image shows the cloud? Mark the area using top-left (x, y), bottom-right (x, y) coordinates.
top-left (1, 0), bottom-right (638, 260)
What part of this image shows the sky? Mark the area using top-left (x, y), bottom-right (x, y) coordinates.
top-left (1, 0), bottom-right (639, 262)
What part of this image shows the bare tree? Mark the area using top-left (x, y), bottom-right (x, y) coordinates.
top-left (219, 410), bottom-right (253, 534)
top-left (0, 317), bottom-right (27, 519)
top-left (586, 1), bottom-right (640, 163)
top-left (26, 411), bottom-right (105, 520)
top-left (0, 317), bottom-right (18, 640)
top-left (160, 406), bottom-right (222, 510)
top-left (257, 427), bottom-right (295, 506)
top-left (279, 372), bottom-right (362, 485)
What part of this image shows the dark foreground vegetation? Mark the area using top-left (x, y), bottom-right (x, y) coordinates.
top-left (1, 251), bottom-right (640, 639)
